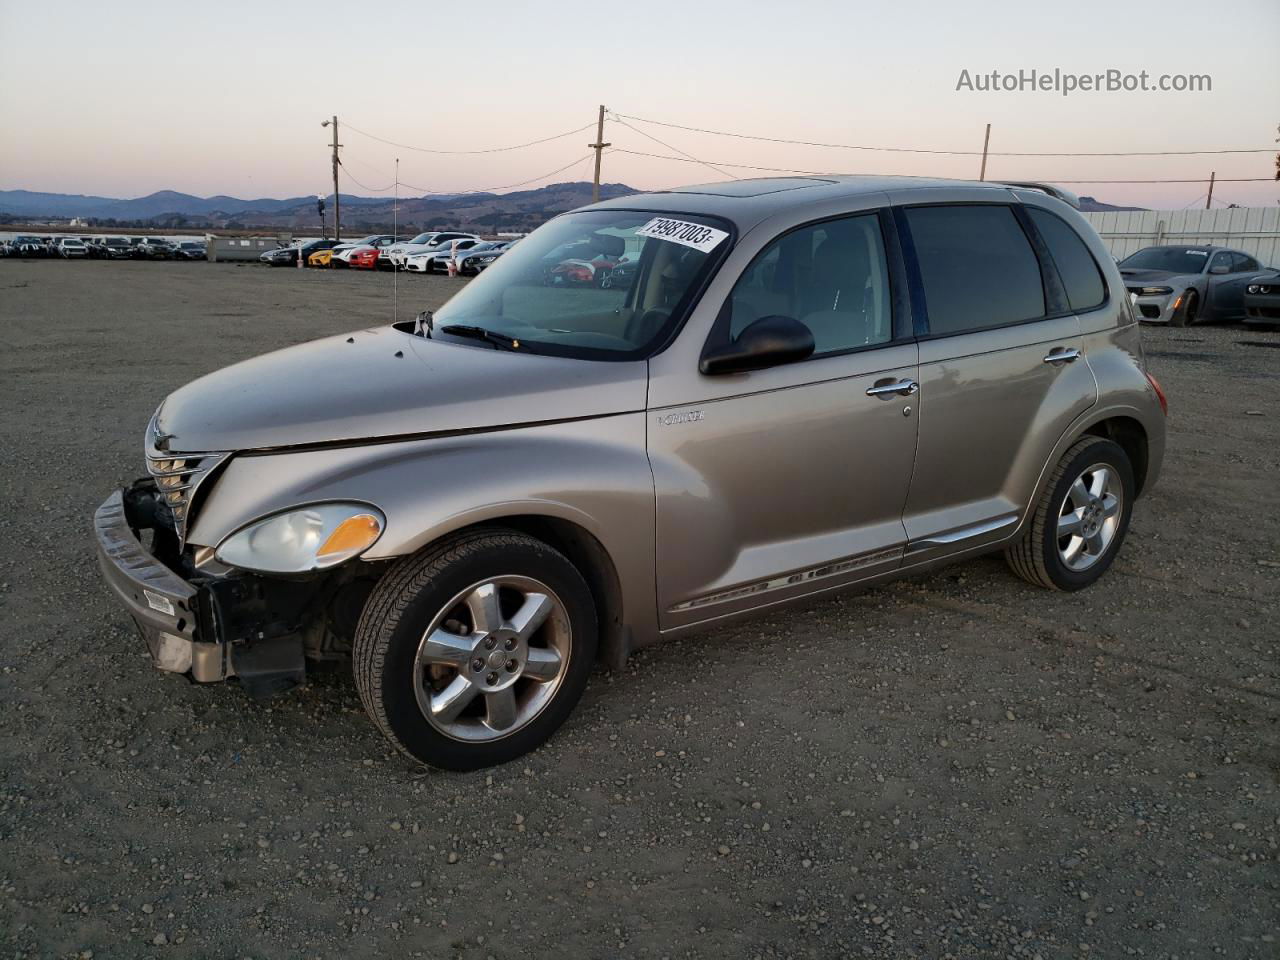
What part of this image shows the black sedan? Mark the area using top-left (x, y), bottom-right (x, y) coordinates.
top-left (260, 238), bottom-right (340, 267)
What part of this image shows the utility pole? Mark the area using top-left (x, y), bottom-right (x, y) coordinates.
top-left (1205, 171), bottom-right (1215, 209)
top-left (978, 123), bottom-right (991, 181)
top-left (589, 105), bottom-right (611, 203)
top-left (322, 116), bottom-right (342, 242)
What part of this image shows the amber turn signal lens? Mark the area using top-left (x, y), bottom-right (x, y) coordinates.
top-left (316, 513), bottom-right (382, 562)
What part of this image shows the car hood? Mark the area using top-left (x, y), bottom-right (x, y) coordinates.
top-left (1117, 268), bottom-right (1199, 286)
top-left (154, 324), bottom-right (648, 453)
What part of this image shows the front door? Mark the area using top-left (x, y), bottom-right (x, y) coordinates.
top-left (1207, 251), bottom-right (1260, 319)
top-left (648, 210), bottom-right (920, 630)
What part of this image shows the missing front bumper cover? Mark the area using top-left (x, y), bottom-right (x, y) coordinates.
top-left (95, 483), bottom-right (309, 696)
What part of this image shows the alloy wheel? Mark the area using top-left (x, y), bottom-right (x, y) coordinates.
top-left (1056, 462), bottom-right (1123, 572)
top-left (413, 576), bottom-right (571, 742)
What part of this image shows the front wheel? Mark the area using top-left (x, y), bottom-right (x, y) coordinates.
top-left (353, 530), bottom-right (597, 770)
top-left (1006, 437), bottom-right (1135, 591)
top-left (1171, 289), bottom-right (1199, 327)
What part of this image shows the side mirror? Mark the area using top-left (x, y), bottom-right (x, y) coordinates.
top-left (1209, 263), bottom-right (1229, 275)
top-left (700, 315), bottom-right (815, 375)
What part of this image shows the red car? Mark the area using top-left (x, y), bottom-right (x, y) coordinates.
top-left (349, 247), bottom-right (381, 270)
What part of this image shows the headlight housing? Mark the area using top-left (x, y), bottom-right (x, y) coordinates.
top-left (1139, 286), bottom-right (1174, 296)
top-left (215, 503), bottom-right (385, 574)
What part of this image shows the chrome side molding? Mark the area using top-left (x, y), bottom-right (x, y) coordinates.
top-left (906, 513), bottom-right (1019, 554)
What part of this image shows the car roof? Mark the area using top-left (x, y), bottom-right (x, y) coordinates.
top-left (586, 175), bottom-right (1056, 232)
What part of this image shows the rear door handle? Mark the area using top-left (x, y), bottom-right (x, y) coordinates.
top-left (866, 378), bottom-right (919, 399)
top-left (1043, 347), bottom-right (1082, 365)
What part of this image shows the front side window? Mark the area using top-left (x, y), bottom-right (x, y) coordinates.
top-left (905, 204), bottom-right (1046, 336)
top-left (430, 209), bottom-right (730, 360)
top-left (725, 212), bottom-right (892, 354)
top-left (1027, 207), bottom-right (1106, 311)
top-left (1209, 252), bottom-right (1232, 273)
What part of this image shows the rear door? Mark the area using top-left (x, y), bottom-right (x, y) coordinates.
top-left (895, 202), bottom-right (1098, 557)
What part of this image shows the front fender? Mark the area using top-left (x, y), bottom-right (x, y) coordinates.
top-left (188, 413), bottom-right (659, 644)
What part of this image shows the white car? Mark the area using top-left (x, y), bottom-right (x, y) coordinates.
top-left (57, 238), bottom-right (89, 258)
top-left (386, 231), bottom-right (479, 269)
top-left (403, 238), bottom-right (484, 274)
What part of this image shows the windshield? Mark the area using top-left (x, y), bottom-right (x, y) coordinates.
top-left (431, 209), bottom-right (731, 360)
top-left (106, 238), bottom-right (127, 246)
top-left (407, 232), bottom-right (436, 244)
top-left (1120, 247), bottom-right (1210, 274)
top-left (181, 242), bottom-right (201, 249)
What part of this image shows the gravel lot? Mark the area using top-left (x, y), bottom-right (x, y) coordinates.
top-left (1, 259), bottom-right (1277, 959)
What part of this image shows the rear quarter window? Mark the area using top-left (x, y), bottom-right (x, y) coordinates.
top-left (1027, 207), bottom-right (1106, 312)
top-left (904, 204), bottom-right (1045, 336)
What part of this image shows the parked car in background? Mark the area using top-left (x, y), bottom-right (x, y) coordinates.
top-left (262, 238), bottom-right (339, 267)
top-left (1119, 245), bottom-right (1264, 326)
top-left (386, 231), bottom-right (478, 269)
top-left (90, 237), bottom-right (133, 259)
top-left (173, 241), bottom-right (207, 261)
top-left (330, 235), bottom-right (401, 268)
top-left (134, 237), bottom-right (175, 260)
top-left (456, 240), bottom-right (516, 276)
top-left (8, 235), bottom-right (46, 257)
top-left (1243, 271), bottom-right (1280, 329)
top-left (348, 246), bottom-right (383, 270)
top-left (307, 247), bottom-right (338, 268)
top-left (56, 238), bottom-right (89, 258)
top-left (411, 238), bottom-right (487, 274)
top-left (92, 176), bottom-right (1168, 770)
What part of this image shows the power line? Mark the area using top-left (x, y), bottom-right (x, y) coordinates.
top-left (610, 114), bottom-right (740, 181)
top-left (609, 147), bottom-right (1275, 184)
top-left (614, 112), bottom-right (1276, 158)
top-left (343, 121), bottom-right (596, 155)
top-left (342, 153), bottom-right (594, 197)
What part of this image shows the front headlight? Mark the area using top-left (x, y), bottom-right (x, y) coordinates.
top-left (1139, 286), bottom-right (1173, 296)
top-left (215, 503), bottom-right (385, 574)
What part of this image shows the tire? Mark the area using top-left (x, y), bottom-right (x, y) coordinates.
top-left (1005, 437), bottom-right (1135, 591)
top-left (353, 529), bottom-right (597, 770)
top-left (1171, 289), bottom-right (1199, 327)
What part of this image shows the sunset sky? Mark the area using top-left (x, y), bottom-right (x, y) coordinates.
top-left (1, 0), bottom-right (1277, 210)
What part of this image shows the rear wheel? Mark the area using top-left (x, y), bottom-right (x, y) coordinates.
top-left (353, 530), bottom-right (597, 770)
top-left (1006, 437), bottom-right (1135, 591)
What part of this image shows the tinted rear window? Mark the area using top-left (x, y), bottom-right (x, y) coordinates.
top-left (905, 205), bottom-right (1045, 336)
top-left (1027, 208), bottom-right (1106, 311)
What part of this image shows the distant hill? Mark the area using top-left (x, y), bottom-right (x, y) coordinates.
top-left (0, 182), bottom-right (638, 232)
top-left (1077, 196), bottom-right (1147, 213)
top-left (1, 183), bottom-right (1145, 231)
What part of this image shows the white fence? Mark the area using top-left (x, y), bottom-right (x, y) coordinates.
top-left (1083, 207), bottom-right (1280, 266)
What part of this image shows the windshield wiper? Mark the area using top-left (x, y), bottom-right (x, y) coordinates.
top-left (438, 324), bottom-right (521, 351)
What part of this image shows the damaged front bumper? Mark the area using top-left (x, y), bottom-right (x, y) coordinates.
top-left (94, 483), bottom-right (313, 696)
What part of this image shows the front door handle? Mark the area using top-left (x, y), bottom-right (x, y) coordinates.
top-left (1043, 347), bottom-right (1082, 365)
top-left (866, 378), bottom-right (919, 399)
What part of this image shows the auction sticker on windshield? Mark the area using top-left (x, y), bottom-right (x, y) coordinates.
top-left (636, 217), bottom-right (728, 253)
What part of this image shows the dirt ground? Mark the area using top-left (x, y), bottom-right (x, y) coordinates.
top-left (1, 259), bottom-right (1276, 959)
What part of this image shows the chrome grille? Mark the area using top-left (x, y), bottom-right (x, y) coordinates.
top-left (145, 413), bottom-right (227, 544)
top-left (145, 453), bottom-right (226, 543)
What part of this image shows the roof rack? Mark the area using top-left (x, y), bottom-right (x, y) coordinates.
top-left (998, 181), bottom-right (1081, 210)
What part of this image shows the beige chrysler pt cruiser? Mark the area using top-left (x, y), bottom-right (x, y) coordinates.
top-left (95, 176), bottom-right (1168, 769)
